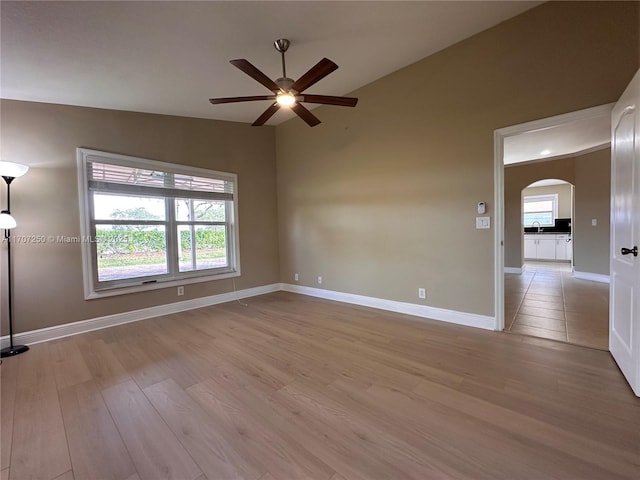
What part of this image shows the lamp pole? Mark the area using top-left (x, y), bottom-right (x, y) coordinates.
top-left (1, 162), bottom-right (30, 358)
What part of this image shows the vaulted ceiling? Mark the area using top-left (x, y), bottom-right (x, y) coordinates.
top-left (1, 1), bottom-right (541, 125)
top-left (4, 1), bottom-right (610, 162)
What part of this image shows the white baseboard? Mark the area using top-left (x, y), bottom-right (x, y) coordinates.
top-left (2, 282), bottom-right (498, 348)
top-left (504, 266), bottom-right (525, 274)
top-left (0, 283), bottom-right (281, 349)
top-left (281, 284), bottom-right (496, 331)
top-left (573, 271), bottom-right (610, 284)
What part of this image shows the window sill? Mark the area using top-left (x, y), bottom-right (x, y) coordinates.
top-left (84, 270), bottom-right (240, 300)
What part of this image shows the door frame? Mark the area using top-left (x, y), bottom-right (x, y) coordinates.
top-left (493, 103), bottom-right (615, 331)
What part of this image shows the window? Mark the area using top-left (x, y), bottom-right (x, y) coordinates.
top-left (77, 148), bottom-right (239, 298)
top-left (523, 194), bottom-right (558, 227)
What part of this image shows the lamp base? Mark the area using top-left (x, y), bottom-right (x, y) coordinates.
top-left (1, 344), bottom-right (29, 358)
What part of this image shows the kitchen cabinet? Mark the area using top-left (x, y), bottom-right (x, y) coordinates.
top-left (555, 234), bottom-right (573, 260)
top-left (524, 234), bottom-right (572, 261)
top-left (537, 236), bottom-right (557, 259)
top-left (524, 236), bottom-right (537, 259)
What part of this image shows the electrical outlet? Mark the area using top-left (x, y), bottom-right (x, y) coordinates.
top-left (294, 273), bottom-right (299, 281)
top-left (177, 286), bottom-right (184, 296)
top-left (418, 288), bottom-right (426, 299)
top-left (317, 276), bottom-right (323, 285)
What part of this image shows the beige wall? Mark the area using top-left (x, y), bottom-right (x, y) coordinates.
top-left (505, 148), bottom-right (611, 275)
top-left (522, 183), bottom-right (573, 220)
top-left (0, 101), bottom-right (279, 333)
top-left (574, 148), bottom-right (611, 275)
top-left (276, 1), bottom-right (637, 316)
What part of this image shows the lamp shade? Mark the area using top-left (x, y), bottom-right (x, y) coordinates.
top-left (0, 212), bottom-right (17, 229)
top-left (0, 161), bottom-right (29, 178)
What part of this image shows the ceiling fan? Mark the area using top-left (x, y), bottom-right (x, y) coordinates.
top-left (209, 39), bottom-right (358, 127)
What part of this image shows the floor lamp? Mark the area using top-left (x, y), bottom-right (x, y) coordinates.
top-left (0, 161), bottom-right (29, 358)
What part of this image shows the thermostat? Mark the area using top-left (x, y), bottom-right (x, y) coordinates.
top-left (477, 202), bottom-right (486, 214)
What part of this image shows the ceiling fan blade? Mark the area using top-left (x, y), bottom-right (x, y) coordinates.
top-left (291, 103), bottom-right (321, 127)
top-left (209, 95), bottom-right (276, 105)
top-left (252, 103), bottom-right (280, 126)
top-left (301, 95), bottom-right (358, 107)
top-left (290, 58), bottom-right (338, 93)
top-left (230, 59), bottom-right (280, 93)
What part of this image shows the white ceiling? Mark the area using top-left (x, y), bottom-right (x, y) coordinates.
top-left (1, 1), bottom-right (541, 125)
top-left (503, 112), bottom-right (611, 165)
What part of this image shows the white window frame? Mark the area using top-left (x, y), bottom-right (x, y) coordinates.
top-left (522, 193), bottom-right (558, 227)
top-left (77, 148), bottom-right (240, 299)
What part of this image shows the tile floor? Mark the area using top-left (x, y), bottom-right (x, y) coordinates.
top-left (505, 262), bottom-right (609, 350)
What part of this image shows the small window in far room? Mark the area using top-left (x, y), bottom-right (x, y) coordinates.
top-left (77, 148), bottom-right (240, 299)
top-left (523, 194), bottom-right (558, 227)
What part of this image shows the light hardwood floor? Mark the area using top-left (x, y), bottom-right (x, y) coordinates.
top-left (1, 292), bottom-right (638, 480)
top-left (505, 262), bottom-right (610, 349)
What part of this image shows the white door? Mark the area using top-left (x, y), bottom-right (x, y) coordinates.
top-left (610, 69), bottom-right (640, 397)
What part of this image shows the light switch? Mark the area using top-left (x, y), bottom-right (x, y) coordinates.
top-left (476, 216), bottom-right (491, 229)
top-left (592, 218), bottom-right (597, 226)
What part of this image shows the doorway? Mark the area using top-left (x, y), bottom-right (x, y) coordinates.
top-left (494, 104), bottom-right (614, 344)
top-left (522, 178), bottom-right (574, 268)
top-left (503, 177), bottom-right (609, 349)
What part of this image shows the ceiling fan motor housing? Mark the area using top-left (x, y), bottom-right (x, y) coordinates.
top-left (276, 77), bottom-right (295, 92)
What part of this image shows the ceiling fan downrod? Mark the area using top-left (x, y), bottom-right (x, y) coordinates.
top-left (274, 39), bottom-right (293, 92)
top-left (274, 39), bottom-right (290, 77)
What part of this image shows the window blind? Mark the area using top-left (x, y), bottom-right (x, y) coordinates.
top-left (87, 157), bottom-right (234, 201)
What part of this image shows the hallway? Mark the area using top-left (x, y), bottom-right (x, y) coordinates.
top-left (505, 262), bottom-right (609, 350)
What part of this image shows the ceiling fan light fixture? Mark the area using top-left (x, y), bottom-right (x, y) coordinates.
top-left (276, 92), bottom-right (296, 107)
